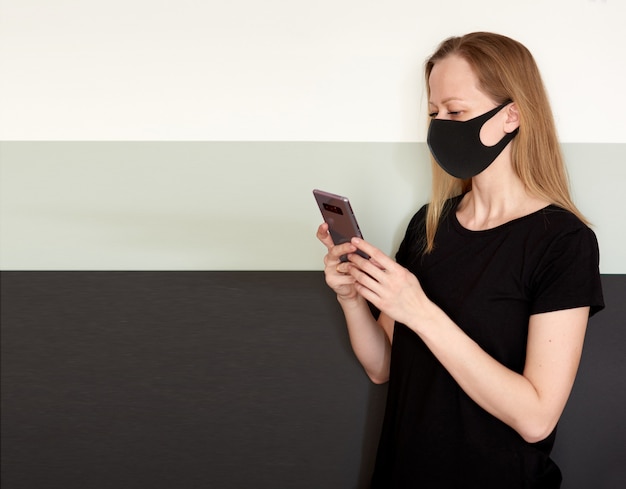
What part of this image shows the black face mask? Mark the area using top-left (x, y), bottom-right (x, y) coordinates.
top-left (426, 102), bottom-right (519, 179)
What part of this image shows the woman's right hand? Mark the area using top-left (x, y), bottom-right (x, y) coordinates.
top-left (316, 223), bottom-right (360, 301)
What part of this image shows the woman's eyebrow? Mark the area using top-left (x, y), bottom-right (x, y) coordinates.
top-left (429, 97), bottom-right (465, 106)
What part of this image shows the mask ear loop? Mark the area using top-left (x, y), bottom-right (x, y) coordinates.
top-left (477, 100), bottom-right (516, 148)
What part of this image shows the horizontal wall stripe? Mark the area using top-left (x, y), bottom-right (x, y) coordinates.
top-left (1, 141), bottom-right (624, 272)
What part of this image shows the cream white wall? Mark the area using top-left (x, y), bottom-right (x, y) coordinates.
top-left (1, 0), bottom-right (624, 142)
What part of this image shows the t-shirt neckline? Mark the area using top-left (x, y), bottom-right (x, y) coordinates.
top-left (451, 196), bottom-right (556, 236)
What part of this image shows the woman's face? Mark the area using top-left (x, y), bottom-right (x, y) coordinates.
top-left (428, 54), bottom-right (507, 146)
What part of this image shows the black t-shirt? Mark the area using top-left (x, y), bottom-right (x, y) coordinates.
top-left (371, 196), bottom-right (604, 489)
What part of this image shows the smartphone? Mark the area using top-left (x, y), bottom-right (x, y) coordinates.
top-left (313, 189), bottom-right (369, 261)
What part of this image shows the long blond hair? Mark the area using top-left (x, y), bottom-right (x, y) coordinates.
top-left (423, 32), bottom-right (586, 253)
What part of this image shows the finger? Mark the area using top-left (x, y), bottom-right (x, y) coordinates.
top-left (328, 270), bottom-right (356, 286)
top-left (348, 255), bottom-right (386, 286)
top-left (350, 238), bottom-right (394, 271)
top-left (336, 261), bottom-right (355, 275)
top-left (348, 250), bottom-right (386, 273)
top-left (349, 261), bottom-right (384, 293)
top-left (326, 265), bottom-right (357, 288)
top-left (329, 242), bottom-right (358, 261)
top-left (354, 281), bottom-right (380, 307)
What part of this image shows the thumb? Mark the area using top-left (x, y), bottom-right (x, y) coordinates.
top-left (316, 223), bottom-right (335, 250)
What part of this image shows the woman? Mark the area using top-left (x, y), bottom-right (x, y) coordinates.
top-left (317, 32), bottom-right (604, 488)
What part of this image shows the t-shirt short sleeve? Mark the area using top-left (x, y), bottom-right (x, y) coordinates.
top-left (530, 224), bottom-right (604, 317)
top-left (395, 205), bottom-right (427, 268)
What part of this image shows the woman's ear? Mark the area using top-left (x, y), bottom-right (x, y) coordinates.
top-left (504, 103), bottom-right (520, 133)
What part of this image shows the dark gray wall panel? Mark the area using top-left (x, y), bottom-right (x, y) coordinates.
top-left (1, 272), bottom-right (624, 488)
top-left (552, 275), bottom-right (626, 488)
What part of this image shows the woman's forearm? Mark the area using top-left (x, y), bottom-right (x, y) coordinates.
top-left (409, 304), bottom-right (587, 443)
top-left (338, 295), bottom-right (392, 384)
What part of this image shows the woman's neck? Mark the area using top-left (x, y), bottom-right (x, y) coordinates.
top-left (456, 155), bottom-right (549, 231)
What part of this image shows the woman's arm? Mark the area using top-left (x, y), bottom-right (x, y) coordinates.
top-left (338, 295), bottom-right (393, 384)
top-left (317, 224), bottom-right (393, 384)
top-left (414, 305), bottom-right (587, 443)
top-left (347, 237), bottom-right (589, 443)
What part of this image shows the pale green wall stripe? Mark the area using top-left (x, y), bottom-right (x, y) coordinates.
top-left (1, 142), bottom-right (624, 272)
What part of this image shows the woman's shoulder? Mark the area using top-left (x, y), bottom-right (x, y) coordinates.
top-left (511, 209), bottom-right (599, 276)
top-left (530, 205), bottom-right (598, 245)
top-left (540, 205), bottom-right (590, 228)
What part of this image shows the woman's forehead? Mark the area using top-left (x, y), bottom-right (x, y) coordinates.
top-left (428, 55), bottom-right (483, 103)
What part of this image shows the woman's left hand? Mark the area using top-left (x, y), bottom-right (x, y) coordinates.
top-left (344, 238), bottom-right (434, 329)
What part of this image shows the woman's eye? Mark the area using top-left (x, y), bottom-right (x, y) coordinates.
top-left (429, 110), bottom-right (463, 118)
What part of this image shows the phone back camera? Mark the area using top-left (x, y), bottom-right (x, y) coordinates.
top-left (323, 203), bottom-right (343, 215)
